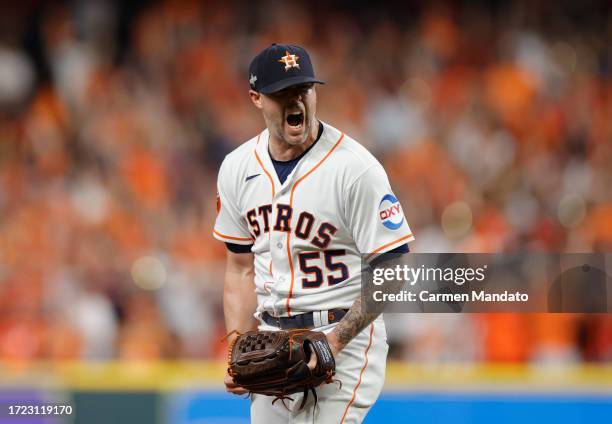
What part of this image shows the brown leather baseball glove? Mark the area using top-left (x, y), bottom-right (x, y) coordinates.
top-left (227, 329), bottom-right (336, 408)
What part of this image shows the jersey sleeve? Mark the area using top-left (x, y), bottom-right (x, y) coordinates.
top-left (213, 158), bottom-right (255, 245)
top-left (345, 165), bottom-right (414, 260)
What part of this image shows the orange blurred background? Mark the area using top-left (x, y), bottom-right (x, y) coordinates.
top-left (0, 0), bottom-right (610, 368)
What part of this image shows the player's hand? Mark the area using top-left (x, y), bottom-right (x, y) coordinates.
top-left (307, 333), bottom-right (344, 372)
top-left (224, 372), bottom-right (248, 395)
top-left (306, 343), bottom-right (318, 371)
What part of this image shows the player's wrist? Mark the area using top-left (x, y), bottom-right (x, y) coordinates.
top-left (326, 331), bottom-right (346, 356)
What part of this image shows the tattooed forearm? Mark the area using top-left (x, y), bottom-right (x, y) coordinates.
top-left (330, 254), bottom-right (406, 348)
top-left (332, 297), bottom-right (378, 346)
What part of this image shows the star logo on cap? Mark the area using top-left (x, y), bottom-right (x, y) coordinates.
top-left (249, 74), bottom-right (257, 86)
top-left (278, 51), bottom-right (300, 71)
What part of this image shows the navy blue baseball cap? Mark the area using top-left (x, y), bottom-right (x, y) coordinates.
top-left (248, 43), bottom-right (324, 94)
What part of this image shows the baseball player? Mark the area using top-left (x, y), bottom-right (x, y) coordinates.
top-left (213, 43), bottom-right (414, 423)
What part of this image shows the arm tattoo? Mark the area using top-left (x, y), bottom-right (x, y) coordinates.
top-left (333, 297), bottom-right (378, 346)
top-left (333, 255), bottom-right (406, 346)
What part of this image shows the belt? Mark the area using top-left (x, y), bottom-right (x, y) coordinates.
top-left (261, 309), bottom-right (348, 329)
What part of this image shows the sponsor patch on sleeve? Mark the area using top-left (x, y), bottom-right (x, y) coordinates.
top-left (379, 194), bottom-right (404, 230)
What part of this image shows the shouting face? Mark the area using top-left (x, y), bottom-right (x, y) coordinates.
top-left (250, 83), bottom-right (317, 147)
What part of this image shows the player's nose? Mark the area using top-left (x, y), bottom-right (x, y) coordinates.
top-left (286, 88), bottom-right (304, 101)
top-left (286, 93), bottom-right (302, 104)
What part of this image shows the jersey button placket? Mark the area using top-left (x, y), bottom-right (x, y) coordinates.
top-left (272, 188), bottom-right (291, 315)
top-left (268, 197), bottom-right (282, 316)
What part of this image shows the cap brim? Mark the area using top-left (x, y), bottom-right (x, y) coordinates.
top-left (259, 76), bottom-right (325, 94)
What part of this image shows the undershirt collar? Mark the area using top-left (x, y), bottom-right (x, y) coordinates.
top-left (269, 121), bottom-right (324, 184)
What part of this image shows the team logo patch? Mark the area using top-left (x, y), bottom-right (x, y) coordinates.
top-left (216, 192), bottom-right (221, 214)
top-left (379, 194), bottom-right (404, 230)
top-left (278, 51), bottom-right (300, 71)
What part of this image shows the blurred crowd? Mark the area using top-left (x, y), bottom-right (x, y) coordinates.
top-left (0, 0), bottom-right (610, 365)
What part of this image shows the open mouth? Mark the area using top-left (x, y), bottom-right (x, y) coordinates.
top-left (286, 112), bottom-right (304, 128)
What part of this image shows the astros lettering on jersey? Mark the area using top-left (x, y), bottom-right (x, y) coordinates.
top-left (214, 122), bottom-right (414, 317)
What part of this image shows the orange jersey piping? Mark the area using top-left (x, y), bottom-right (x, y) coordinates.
top-left (365, 233), bottom-right (414, 260)
top-left (340, 323), bottom-right (375, 423)
top-left (213, 229), bottom-right (254, 242)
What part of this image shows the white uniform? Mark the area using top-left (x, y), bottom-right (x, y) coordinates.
top-left (214, 121), bottom-right (414, 423)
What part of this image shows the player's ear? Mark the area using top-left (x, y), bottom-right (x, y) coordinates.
top-left (249, 90), bottom-right (262, 109)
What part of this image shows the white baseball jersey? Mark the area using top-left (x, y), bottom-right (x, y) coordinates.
top-left (213, 121), bottom-right (414, 317)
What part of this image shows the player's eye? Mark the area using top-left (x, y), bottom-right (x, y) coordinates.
top-left (300, 84), bottom-right (313, 93)
top-left (270, 84), bottom-right (312, 100)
